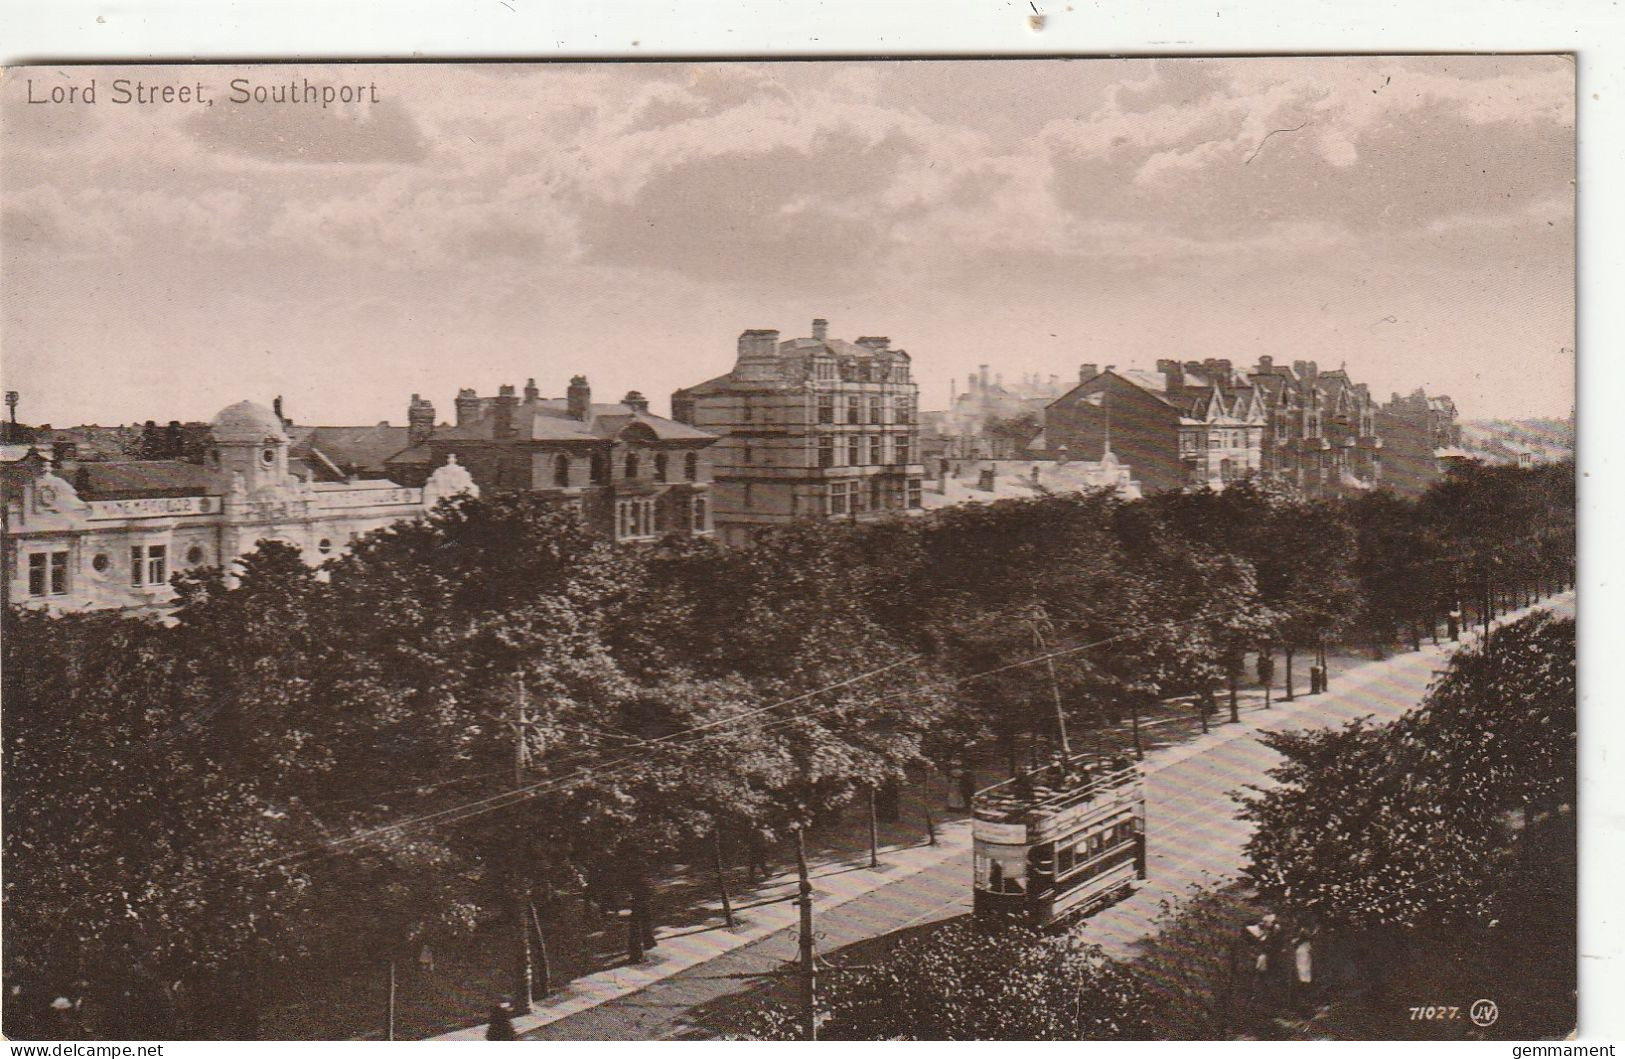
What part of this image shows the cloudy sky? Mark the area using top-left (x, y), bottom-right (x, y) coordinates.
top-left (2, 56), bottom-right (1573, 428)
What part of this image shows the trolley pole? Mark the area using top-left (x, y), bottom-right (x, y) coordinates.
top-left (794, 828), bottom-right (818, 1042)
top-left (1029, 613), bottom-right (1072, 759)
top-left (386, 960), bottom-right (396, 1041)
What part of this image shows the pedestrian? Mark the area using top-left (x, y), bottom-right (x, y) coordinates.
top-left (417, 941), bottom-right (436, 976)
top-left (485, 1002), bottom-right (517, 1041)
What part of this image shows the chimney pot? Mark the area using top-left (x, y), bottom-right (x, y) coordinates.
top-left (524, 378), bottom-right (539, 402)
top-left (623, 390), bottom-right (649, 413)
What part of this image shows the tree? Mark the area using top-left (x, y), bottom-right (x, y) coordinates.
top-left (738, 921), bottom-right (1155, 1040)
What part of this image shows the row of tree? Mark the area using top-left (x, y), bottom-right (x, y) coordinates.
top-left (2, 460), bottom-right (1573, 1038)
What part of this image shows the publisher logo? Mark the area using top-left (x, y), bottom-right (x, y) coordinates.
top-left (1470, 999), bottom-right (1499, 1028)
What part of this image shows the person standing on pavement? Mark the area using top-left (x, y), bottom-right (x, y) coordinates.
top-left (486, 1002), bottom-right (517, 1040)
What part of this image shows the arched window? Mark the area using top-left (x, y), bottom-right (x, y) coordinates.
top-left (554, 454), bottom-right (570, 488)
top-left (625, 451), bottom-right (639, 479)
top-left (692, 497), bottom-right (707, 532)
top-left (654, 452), bottom-right (669, 482)
top-left (590, 453), bottom-right (607, 484)
top-left (684, 451), bottom-right (698, 481)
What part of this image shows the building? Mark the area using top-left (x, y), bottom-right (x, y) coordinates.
top-left (1044, 357), bottom-right (1383, 495)
top-left (3, 400), bottom-right (477, 614)
top-left (922, 367), bottom-right (1061, 462)
top-left (1375, 388), bottom-right (1463, 497)
top-left (383, 377), bottom-right (718, 543)
top-left (671, 318), bottom-right (924, 546)
top-left (1249, 357), bottom-right (1382, 493)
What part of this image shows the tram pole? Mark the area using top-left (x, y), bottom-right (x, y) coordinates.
top-left (511, 673), bottom-right (534, 1014)
top-left (794, 828), bottom-right (819, 1042)
top-left (867, 787), bottom-right (881, 868)
top-left (713, 825), bottom-right (735, 928)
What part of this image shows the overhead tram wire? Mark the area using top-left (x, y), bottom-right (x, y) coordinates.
top-left (256, 612), bottom-right (1221, 872)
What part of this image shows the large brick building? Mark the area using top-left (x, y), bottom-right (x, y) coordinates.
top-left (1043, 357), bottom-right (1383, 495)
top-left (1376, 388), bottom-right (1463, 497)
top-left (383, 376), bottom-right (719, 543)
top-left (671, 319), bottom-right (924, 546)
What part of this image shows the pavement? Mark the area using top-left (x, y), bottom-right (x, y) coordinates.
top-left (430, 592), bottom-right (1573, 1041)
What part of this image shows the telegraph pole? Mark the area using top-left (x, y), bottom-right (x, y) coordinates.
top-left (794, 828), bottom-right (818, 1042)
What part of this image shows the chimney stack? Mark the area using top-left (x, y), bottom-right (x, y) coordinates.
top-left (524, 378), bottom-right (539, 402)
top-left (622, 390), bottom-right (649, 413)
top-left (812, 318), bottom-right (829, 342)
top-left (1157, 358), bottom-right (1185, 392)
top-left (272, 395), bottom-right (288, 428)
top-left (1080, 363), bottom-right (1099, 383)
top-left (1258, 355), bottom-right (1274, 373)
top-left (493, 384), bottom-right (520, 439)
top-left (455, 388), bottom-right (481, 427)
top-left (979, 364), bottom-right (990, 391)
top-left (567, 375), bottom-right (592, 421)
top-left (408, 393), bottom-right (436, 446)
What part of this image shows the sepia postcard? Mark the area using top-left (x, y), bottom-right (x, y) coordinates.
top-left (0, 57), bottom-right (1576, 1043)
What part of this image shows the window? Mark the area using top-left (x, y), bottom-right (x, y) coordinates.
top-left (868, 435), bottom-right (882, 465)
top-left (590, 453), bottom-right (608, 484)
top-left (186, 546), bottom-right (205, 565)
top-left (906, 479), bottom-right (923, 509)
top-left (868, 477), bottom-right (883, 511)
top-left (92, 553), bottom-right (110, 573)
top-left (1056, 844), bottom-right (1077, 875)
top-left (868, 396), bottom-right (883, 425)
top-left (654, 453), bottom-right (668, 483)
top-left (260, 447), bottom-right (276, 466)
top-left (692, 496), bottom-right (707, 532)
top-left (846, 395), bottom-right (861, 425)
top-left (895, 436), bottom-right (911, 465)
top-left (848, 436), bottom-right (862, 466)
top-left (683, 452), bottom-right (698, 481)
top-left (1208, 435), bottom-right (1222, 450)
top-left (818, 435), bottom-right (835, 469)
top-left (742, 444), bottom-right (752, 465)
top-left (617, 498), bottom-right (657, 540)
top-left (828, 480), bottom-right (857, 517)
top-left (895, 396), bottom-right (912, 425)
top-left (130, 544), bottom-right (167, 588)
top-left (817, 394), bottom-right (834, 424)
top-left (28, 551), bottom-right (68, 597)
top-left (624, 451), bottom-right (639, 479)
top-left (554, 454), bottom-right (571, 487)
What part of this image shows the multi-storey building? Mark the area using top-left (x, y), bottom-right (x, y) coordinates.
top-left (1248, 357), bottom-right (1382, 493)
top-left (1044, 357), bottom-right (1382, 495)
top-left (1375, 388), bottom-right (1462, 497)
top-left (671, 318), bottom-right (924, 546)
top-left (2, 400), bottom-right (477, 614)
top-left (383, 376), bottom-right (719, 543)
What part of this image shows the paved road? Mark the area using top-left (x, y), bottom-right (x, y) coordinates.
top-left (527, 595), bottom-right (1574, 1040)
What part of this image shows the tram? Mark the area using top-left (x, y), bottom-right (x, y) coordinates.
top-left (972, 755), bottom-right (1147, 929)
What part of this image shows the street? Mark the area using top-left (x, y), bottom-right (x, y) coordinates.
top-left (522, 593), bottom-right (1574, 1039)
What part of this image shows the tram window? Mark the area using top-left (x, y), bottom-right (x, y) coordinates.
top-left (1057, 845), bottom-right (1077, 874)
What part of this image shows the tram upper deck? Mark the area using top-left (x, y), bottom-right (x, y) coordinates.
top-left (972, 758), bottom-right (1142, 843)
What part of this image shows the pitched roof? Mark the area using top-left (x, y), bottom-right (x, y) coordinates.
top-left (410, 400), bottom-right (717, 448)
top-left (288, 424), bottom-right (412, 477)
top-left (74, 460), bottom-right (222, 498)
